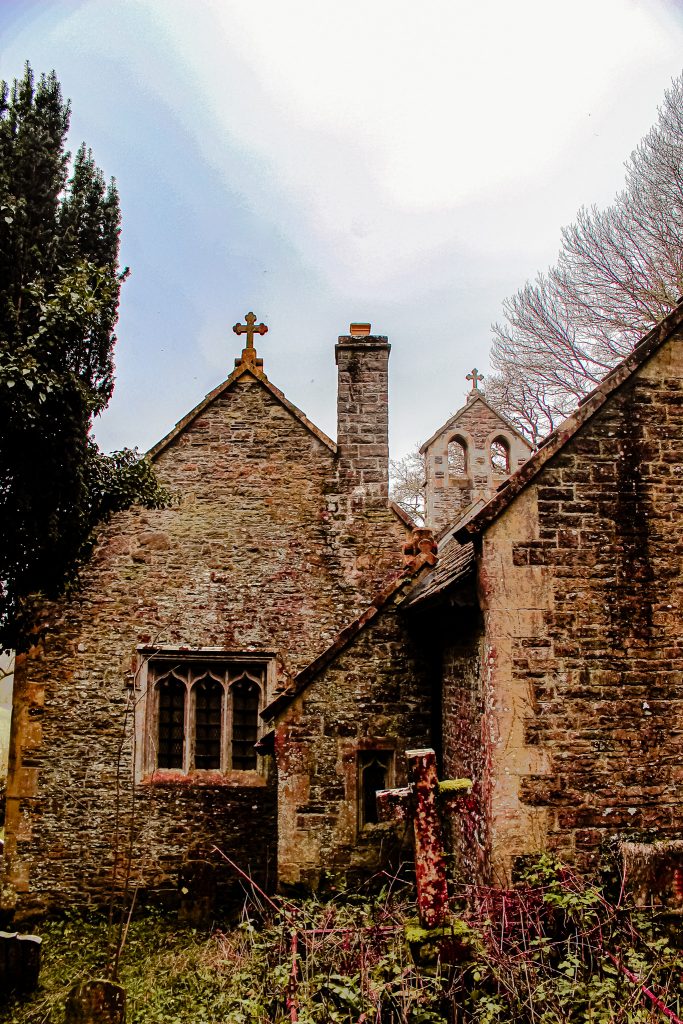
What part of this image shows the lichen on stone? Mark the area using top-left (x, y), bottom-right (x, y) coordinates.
top-left (439, 778), bottom-right (472, 794)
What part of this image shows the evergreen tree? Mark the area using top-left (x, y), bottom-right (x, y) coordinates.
top-left (0, 65), bottom-right (168, 649)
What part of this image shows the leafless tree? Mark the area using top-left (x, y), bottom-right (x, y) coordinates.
top-left (490, 72), bottom-right (683, 443)
top-left (389, 446), bottom-right (425, 525)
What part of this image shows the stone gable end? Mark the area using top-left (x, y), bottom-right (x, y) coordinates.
top-left (474, 331), bottom-right (683, 880)
top-left (274, 595), bottom-right (434, 890)
top-left (2, 369), bottom-right (407, 917)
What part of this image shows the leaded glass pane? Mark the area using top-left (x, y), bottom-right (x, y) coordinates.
top-left (231, 677), bottom-right (259, 770)
top-left (158, 677), bottom-right (185, 769)
top-left (194, 677), bottom-right (222, 769)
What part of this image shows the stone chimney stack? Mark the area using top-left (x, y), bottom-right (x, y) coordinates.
top-left (335, 323), bottom-right (390, 510)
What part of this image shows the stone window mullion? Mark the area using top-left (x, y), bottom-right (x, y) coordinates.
top-left (226, 674), bottom-right (235, 769)
top-left (185, 678), bottom-right (194, 773)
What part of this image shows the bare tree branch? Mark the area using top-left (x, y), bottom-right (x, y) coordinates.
top-left (390, 446), bottom-right (425, 525)
top-left (491, 72), bottom-right (683, 439)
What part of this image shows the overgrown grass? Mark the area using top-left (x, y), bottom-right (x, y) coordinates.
top-left (4, 858), bottom-right (683, 1024)
top-left (4, 886), bottom-right (447, 1024)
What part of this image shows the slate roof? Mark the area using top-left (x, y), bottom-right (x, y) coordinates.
top-left (401, 540), bottom-right (475, 607)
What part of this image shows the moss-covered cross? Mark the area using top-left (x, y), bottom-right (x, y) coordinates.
top-left (376, 748), bottom-right (471, 929)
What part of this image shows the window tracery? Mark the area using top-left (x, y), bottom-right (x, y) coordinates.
top-left (145, 658), bottom-right (266, 776)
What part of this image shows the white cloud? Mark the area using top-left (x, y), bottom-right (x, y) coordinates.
top-left (4, 0), bottom-right (682, 455)
top-left (133, 0), bottom-right (681, 292)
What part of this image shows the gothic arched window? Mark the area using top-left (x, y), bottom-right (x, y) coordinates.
top-left (157, 674), bottom-right (186, 769)
top-left (447, 437), bottom-right (468, 477)
top-left (193, 675), bottom-right (223, 770)
top-left (147, 659), bottom-right (267, 776)
top-left (230, 675), bottom-right (261, 771)
top-left (490, 437), bottom-right (510, 474)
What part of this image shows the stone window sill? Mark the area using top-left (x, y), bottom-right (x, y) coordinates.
top-left (140, 769), bottom-right (267, 788)
top-left (358, 821), bottom-right (396, 839)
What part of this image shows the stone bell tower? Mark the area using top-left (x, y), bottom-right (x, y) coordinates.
top-left (421, 369), bottom-right (533, 534)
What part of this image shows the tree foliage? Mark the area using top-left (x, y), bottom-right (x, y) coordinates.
top-left (488, 72), bottom-right (683, 443)
top-left (0, 65), bottom-right (169, 649)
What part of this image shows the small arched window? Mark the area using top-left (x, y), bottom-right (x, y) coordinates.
top-left (358, 751), bottom-right (393, 828)
top-left (231, 675), bottom-right (261, 770)
top-left (490, 437), bottom-right (510, 474)
top-left (157, 675), bottom-right (186, 769)
top-left (447, 437), bottom-right (467, 477)
top-left (194, 676), bottom-right (223, 769)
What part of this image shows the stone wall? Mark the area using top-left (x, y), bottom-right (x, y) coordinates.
top-left (3, 366), bottom-right (408, 917)
top-left (439, 607), bottom-right (485, 881)
top-left (476, 333), bottom-right (683, 880)
top-left (274, 592), bottom-right (434, 889)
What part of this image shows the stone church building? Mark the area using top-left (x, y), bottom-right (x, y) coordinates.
top-left (2, 304), bottom-right (683, 919)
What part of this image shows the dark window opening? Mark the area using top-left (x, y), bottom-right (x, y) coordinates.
top-left (490, 437), bottom-right (510, 474)
top-left (358, 751), bottom-right (392, 827)
top-left (231, 676), bottom-right (260, 770)
top-left (150, 660), bottom-right (265, 776)
top-left (194, 677), bottom-right (223, 769)
top-left (157, 677), bottom-right (185, 769)
top-left (447, 437), bottom-right (467, 477)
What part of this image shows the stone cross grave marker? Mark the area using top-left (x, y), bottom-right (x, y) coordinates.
top-left (376, 748), bottom-right (450, 929)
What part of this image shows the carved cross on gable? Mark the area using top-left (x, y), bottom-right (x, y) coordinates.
top-left (377, 748), bottom-right (450, 928)
top-left (233, 311), bottom-right (268, 367)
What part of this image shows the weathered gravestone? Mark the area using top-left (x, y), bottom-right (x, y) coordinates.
top-left (0, 930), bottom-right (41, 998)
top-left (65, 979), bottom-right (126, 1024)
top-left (178, 858), bottom-right (217, 925)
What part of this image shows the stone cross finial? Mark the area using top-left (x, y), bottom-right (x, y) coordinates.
top-left (233, 311), bottom-right (268, 367)
top-left (466, 368), bottom-right (484, 391)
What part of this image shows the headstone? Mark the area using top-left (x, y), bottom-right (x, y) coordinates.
top-left (65, 979), bottom-right (126, 1024)
top-left (178, 859), bottom-right (216, 925)
top-left (0, 930), bottom-right (41, 997)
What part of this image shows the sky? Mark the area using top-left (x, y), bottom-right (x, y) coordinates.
top-left (1, 0), bottom-right (683, 461)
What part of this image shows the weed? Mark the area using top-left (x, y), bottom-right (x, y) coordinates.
top-left (5, 857), bottom-right (683, 1024)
